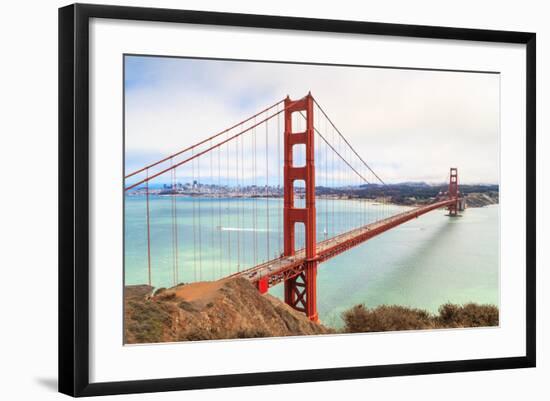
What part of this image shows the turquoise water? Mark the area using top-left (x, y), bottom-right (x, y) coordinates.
top-left (124, 196), bottom-right (499, 328)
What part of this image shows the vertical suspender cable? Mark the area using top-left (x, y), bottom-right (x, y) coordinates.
top-left (197, 153), bottom-right (202, 281)
top-left (210, 140), bottom-right (215, 280)
top-left (170, 162), bottom-right (175, 286)
top-left (170, 161), bottom-right (179, 286)
top-left (236, 131), bottom-right (241, 271)
top-left (191, 151), bottom-right (197, 281)
top-left (217, 146), bottom-right (222, 277)
top-left (241, 127), bottom-right (245, 268)
top-left (326, 113), bottom-right (329, 239)
top-left (226, 133), bottom-right (231, 274)
top-left (145, 168), bottom-right (152, 286)
top-left (331, 125), bottom-right (335, 237)
top-left (277, 104), bottom-right (282, 256)
top-left (174, 167), bottom-right (179, 284)
top-left (253, 117), bottom-right (257, 265)
top-left (339, 132), bottom-right (342, 234)
top-left (265, 111), bottom-right (270, 260)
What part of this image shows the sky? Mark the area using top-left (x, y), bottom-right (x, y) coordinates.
top-left (124, 55), bottom-right (500, 185)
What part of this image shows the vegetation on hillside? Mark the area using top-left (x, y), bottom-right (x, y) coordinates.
top-left (125, 280), bottom-right (498, 344)
top-left (341, 303), bottom-right (499, 333)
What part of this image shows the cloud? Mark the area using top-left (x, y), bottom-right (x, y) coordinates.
top-left (125, 56), bottom-right (499, 184)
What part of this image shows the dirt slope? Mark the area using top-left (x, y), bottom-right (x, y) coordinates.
top-left (125, 278), bottom-right (331, 344)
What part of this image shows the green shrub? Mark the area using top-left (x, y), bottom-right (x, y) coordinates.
top-left (437, 303), bottom-right (498, 328)
top-left (342, 304), bottom-right (433, 333)
top-left (342, 303), bottom-right (498, 334)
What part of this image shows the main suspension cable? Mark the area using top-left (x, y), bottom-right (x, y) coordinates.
top-left (125, 99), bottom-right (285, 179)
top-left (312, 97), bottom-right (386, 185)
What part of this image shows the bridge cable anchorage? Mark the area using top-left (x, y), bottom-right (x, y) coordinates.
top-left (124, 99), bottom-right (285, 180)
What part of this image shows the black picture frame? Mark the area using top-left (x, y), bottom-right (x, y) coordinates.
top-left (59, 3), bottom-right (536, 397)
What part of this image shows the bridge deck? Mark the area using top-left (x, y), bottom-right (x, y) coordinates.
top-left (230, 198), bottom-right (457, 288)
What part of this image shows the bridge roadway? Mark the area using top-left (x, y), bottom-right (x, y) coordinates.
top-left (230, 198), bottom-right (457, 288)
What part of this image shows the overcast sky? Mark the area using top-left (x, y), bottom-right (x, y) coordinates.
top-left (125, 55), bottom-right (499, 184)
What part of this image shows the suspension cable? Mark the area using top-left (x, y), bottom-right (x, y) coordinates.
top-left (312, 97), bottom-right (386, 185)
top-left (298, 111), bottom-right (371, 185)
top-left (125, 106), bottom-right (290, 191)
top-left (125, 99), bottom-right (285, 179)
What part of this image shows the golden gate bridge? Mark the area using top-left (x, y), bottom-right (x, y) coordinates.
top-left (125, 93), bottom-right (463, 322)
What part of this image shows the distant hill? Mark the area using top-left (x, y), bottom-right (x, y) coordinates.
top-left (317, 183), bottom-right (499, 207)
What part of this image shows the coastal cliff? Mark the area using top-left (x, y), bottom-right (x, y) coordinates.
top-left (125, 278), bottom-right (331, 344)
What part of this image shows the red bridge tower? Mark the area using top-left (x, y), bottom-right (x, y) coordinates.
top-left (283, 93), bottom-right (318, 322)
top-left (448, 167), bottom-right (459, 216)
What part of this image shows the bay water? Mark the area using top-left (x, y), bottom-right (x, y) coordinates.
top-left (125, 196), bottom-right (499, 328)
